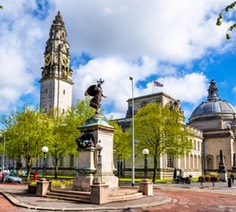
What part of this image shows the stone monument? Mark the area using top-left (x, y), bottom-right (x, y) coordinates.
top-left (73, 79), bottom-right (118, 191)
top-left (218, 150), bottom-right (227, 182)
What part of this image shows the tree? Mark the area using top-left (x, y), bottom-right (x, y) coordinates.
top-left (46, 97), bottom-right (95, 178)
top-left (134, 102), bottom-right (193, 182)
top-left (109, 120), bottom-right (131, 160)
top-left (1, 105), bottom-right (52, 182)
top-left (216, 1), bottom-right (236, 39)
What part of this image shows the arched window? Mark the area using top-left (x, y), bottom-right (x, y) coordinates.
top-left (206, 155), bottom-right (214, 170)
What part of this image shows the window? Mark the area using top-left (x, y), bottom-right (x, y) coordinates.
top-left (45, 89), bottom-right (48, 94)
top-left (167, 155), bottom-right (174, 168)
top-left (63, 89), bottom-right (65, 95)
top-left (206, 155), bottom-right (214, 169)
top-left (70, 154), bottom-right (74, 167)
top-left (194, 140), bottom-right (196, 150)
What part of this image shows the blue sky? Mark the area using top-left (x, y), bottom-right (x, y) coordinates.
top-left (0, 0), bottom-right (236, 124)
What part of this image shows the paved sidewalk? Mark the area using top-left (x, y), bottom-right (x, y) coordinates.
top-left (154, 181), bottom-right (236, 195)
top-left (0, 184), bottom-right (172, 211)
top-left (1, 182), bottom-right (236, 211)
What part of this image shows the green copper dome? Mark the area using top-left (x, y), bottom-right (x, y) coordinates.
top-left (80, 114), bottom-right (112, 128)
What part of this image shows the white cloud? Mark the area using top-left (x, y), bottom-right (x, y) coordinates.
top-left (56, 0), bottom-right (232, 62)
top-left (72, 57), bottom-right (208, 118)
top-left (158, 73), bottom-right (208, 104)
top-left (0, 0), bottom-right (234, 119)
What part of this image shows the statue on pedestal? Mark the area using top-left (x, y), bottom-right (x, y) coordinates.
top-left (85, 78), bottom-right (106, 113)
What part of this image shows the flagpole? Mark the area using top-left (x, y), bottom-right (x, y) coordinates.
top-left (152, 81), bottom-right (154, 94)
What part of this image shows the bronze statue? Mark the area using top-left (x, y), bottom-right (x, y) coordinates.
top-left (85, 78), bottom-right (106, 113)
top-left (76, 133), bottom-right (95, 150)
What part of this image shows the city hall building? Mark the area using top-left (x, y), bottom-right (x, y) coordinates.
top-left (117, 80), bottom-right (236, 178)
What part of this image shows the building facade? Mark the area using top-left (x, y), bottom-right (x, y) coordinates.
top-left (116, 80), bottom-right (236, 179)
top-left (189, 80), bottom-right (236, 174)
top-left (117, 92), bottom-right (203, 179)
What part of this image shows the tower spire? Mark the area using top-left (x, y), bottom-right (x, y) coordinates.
top-left (40, 12), bottom-right (73, 115)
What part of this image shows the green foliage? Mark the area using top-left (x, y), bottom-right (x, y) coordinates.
top-left (134, 102), bottom-right (193, 182)
top-left (1, 105), bottom-right (52, 182)
top-left (109, 120), bottom-right (131, 159)
top-left (0, 6), bottom-right (3, 9)
top-left (29, 181), bottom-right (37, 186)
top-left (216, 1), bottom-right (236, 39)
top-left (46, 97), bottom-right (95, 178)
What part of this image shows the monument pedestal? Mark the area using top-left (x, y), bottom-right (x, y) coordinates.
top-left (36, 178), bottom-right (50, 196)
top-left (73, 147), bottom-right (96, 191)
top-left (74, 114), bottom-right (118, 191)
top-left (218, 171), bottom-right (227, 182)
top-left (90, 183), bottom-right (109, 204)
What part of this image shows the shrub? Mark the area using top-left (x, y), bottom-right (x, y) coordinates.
top-left (198, 176), bottom-right (205, 182)
top-left (29, 181), bottom-right (37, 186)
top-left (210, 174), bottom-right (219, 182)
top-left (204, 175), bottom-right (211, 182)
top-left (50, 180), bottom-right (74, 187)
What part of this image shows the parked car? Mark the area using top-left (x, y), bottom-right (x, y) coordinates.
top-left (3, 168), bottom-right (10, 174)
top-left (21, 170), bottom-right (27, 176)
top-left (4, 173), bottom-right (22, 183)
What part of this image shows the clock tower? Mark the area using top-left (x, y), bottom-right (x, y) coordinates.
top-left (40, 11), bottom-right (73, 115)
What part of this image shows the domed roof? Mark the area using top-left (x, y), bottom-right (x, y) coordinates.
top-left (190, 80), bottom-right (236, 118)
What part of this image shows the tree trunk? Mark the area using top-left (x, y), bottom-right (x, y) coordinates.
top-left (152, 154), bottom-right (158, 183)
top-left (54, 157), bottom-right (59, 179)
top-left (26, 163), bottom-right (33, 182)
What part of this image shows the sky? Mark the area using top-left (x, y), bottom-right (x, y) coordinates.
top-left (0, 0), bottom-right (236, 124)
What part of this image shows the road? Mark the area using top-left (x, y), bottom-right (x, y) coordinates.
top-left (146, 189), bottom-right (236, 212)
top-left (1, 185), bottom-right (236, 211)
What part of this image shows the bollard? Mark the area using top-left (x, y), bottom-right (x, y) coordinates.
top-left (228, 177), bottom-right (232, 187)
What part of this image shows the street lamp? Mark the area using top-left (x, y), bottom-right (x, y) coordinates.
top-left (129, 76), bottom-right (135, 187)
top-left (142, 148), bottom-right (149, 180)
top-left (95, 140), bottom-right (104, 183)
top-left (42, 146), bottom-right (49, 177)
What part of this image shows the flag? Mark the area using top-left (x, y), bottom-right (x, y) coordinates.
top-left (153, 81), bottom-right (164, 87)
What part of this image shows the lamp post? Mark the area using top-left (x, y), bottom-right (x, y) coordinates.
top-left (129, 76), bottom-right (135, 187)
top-left (95, 140), bottom-right (104, 183)
top-left (42, 146), bottom-right (49, 177)
top-left (142, 148), bottom-right (149, 180)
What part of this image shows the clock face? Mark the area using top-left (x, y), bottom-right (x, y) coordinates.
top-left (44, 54), bottom-right (51, 66)
top-left (61, 55), bottom-right (69, 67)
